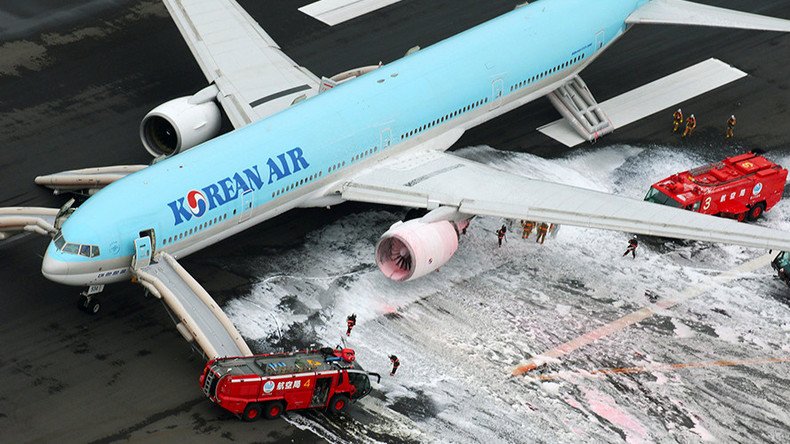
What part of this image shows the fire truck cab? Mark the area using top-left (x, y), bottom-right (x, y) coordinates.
top-left (645, 152), bottom-right (787, 221)
top-left (200, 347), bottom-right (380, 421)
top-left (771, 251), bottom-right (790, 288)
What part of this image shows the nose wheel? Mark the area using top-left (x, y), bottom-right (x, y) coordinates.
top-left (78, 285), bottom-right (105, 315)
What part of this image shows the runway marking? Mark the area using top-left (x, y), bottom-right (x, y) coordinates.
top-left (299, 0), bottom-right (403, 26)
top-left (512, 253), bottom-right (773, 376)
top-left (529, 357), bottom-right (790, 382)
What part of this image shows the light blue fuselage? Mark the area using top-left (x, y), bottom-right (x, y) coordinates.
top-left (43, 0), bottom-right (647, 285)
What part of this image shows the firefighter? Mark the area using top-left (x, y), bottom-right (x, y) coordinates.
top-left (496, 224), bottom-right (507, 247)
top-left (346, 313), bottom-right (357, 337)
top-left (536, 222), bottom-right (549, 244)
top-left (672, 108), bottom-right (683, 133)
top-left (682, 114), bottom-right (697, 138)
top-left (389, 355), bottom-right (400, 376)
top-left (521, 220), bottom-right (535, 239)
top-left (725, 115), bottom-right (737, 139)
top-left (623, 236), bottom-right (638, 258)
top-left (549, 223), bottom-right (560, 238)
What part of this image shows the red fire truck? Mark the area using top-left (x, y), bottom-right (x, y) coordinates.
top-left (644, 152), bottom-right (787, 221)
top-left (199, 347), bottom-right (380, 421)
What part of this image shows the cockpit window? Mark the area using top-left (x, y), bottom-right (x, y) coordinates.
top-left (62, 243), bottom-right (80, 254)
top-left (53, 231), bottom-right (100, 257)
top-left (54, 234), bottom-right (66, 250)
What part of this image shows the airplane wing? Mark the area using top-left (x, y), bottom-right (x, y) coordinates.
top-left (339, 150), bottom-right (790, 251)
top-left (163, 0), bottom-right (321, 128)
top-left (626, 0), bottom-right (790, 32)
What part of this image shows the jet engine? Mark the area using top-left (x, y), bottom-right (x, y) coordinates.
top-left (375, 219), bottom-right (460, 281)
top-left (139, 89), bottom-right (221, 157)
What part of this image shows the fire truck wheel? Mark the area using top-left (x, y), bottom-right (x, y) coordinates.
top-left (328, 394), bottom-right (350, 414)
top-left (747, 203), bottom-right (766, 221)
top-left (263, 401), bottom-right (284, 419)
top-left (242, 403), bottom-right (262, 422)
top-left (736, 212), bottom-right (746, 222)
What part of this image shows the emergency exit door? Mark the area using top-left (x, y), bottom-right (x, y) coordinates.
top-left (239, 189), bottom-right (253, 223)
top-left (132, 236), bottom-right (152, 270)
top-left (380, 128), bottom-right (392, 150)
top-left (491, 79), bottom-right (504, 110)
top-left (595, 30), bottom-right (605, 51)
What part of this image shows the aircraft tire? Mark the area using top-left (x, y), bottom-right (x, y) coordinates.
top-left (87, 299), bottom-right (101, 315)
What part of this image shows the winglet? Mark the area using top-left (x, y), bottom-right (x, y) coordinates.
top-left (626, 0), bottom-right (790, 32)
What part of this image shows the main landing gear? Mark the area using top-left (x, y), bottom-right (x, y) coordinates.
top-left (77, 285), bottom-right (105, 315)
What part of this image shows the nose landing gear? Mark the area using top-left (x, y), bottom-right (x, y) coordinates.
top-left (78, 285), bottom-right (104, 315)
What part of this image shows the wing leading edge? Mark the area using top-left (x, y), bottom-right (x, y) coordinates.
top-left (340, 150), bottom-right (790, 251)
top-left (627, 0), bottom-right (790, 32)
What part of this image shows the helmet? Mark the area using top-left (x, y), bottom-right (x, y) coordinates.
top-left (690, 114), bottom-right (695, 118)
top-left (731, 115), bottom-right (735, 119)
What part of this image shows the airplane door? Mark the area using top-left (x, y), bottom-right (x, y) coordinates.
top-left (491, 78), bottom-right (504, 110)
top-left (239, 189), bottom-right (253, 223)
top-left (595, 30), bottom-right (605, 51)
top-left (380, 128), bottom-right (392, 149)
top-left (132, 236), bottom-right (152, 270)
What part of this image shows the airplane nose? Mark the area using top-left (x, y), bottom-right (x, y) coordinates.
top-left (41, 249), bottom-right (70, 283)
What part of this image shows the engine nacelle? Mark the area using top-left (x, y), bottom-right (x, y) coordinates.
top-left (140, 96), bottom-right (221, 157)
top-left (375, 220), bottom-right (459, 282)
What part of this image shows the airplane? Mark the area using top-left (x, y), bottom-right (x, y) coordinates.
top-left (2, 0), bottom-right (790, 356)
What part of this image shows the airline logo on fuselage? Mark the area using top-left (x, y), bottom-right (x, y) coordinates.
top-left (167, 147), bottom-right (309, 225)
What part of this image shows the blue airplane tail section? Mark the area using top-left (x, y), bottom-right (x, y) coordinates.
top-left (627, 0), bottom-right (790, 32)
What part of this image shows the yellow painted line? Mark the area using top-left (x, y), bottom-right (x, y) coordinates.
top-left (512, 253), bottom-right (773, 376)
top-left (531, 357), bottom-right (790, 382)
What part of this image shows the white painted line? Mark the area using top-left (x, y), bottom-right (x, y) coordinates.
top-left (539, 58), bottom-right (748, 147)
top-left (512, 253), bottom-right (773, 376)
top-left (299, 0), bottom-right (402, 26)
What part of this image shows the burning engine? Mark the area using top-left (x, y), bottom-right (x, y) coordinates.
top-left (375, 219), bottom-right (463, 281)
top-left (139, 93), bottom-right (221, 158)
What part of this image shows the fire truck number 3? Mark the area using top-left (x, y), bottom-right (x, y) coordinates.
top-left (703, 197), bottom-right (711, 211)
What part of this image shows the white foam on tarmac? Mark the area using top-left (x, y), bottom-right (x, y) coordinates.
top-left (225, 145), bottom-right (790, 443)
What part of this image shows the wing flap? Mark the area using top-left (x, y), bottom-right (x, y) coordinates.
top-left (342, 150), bottom-right (790, 251)
top-left (626, 0), bottom-right (790, 32)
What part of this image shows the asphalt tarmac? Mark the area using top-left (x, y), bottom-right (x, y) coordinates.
top-left (0, 0), bottom-right (789, 442)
